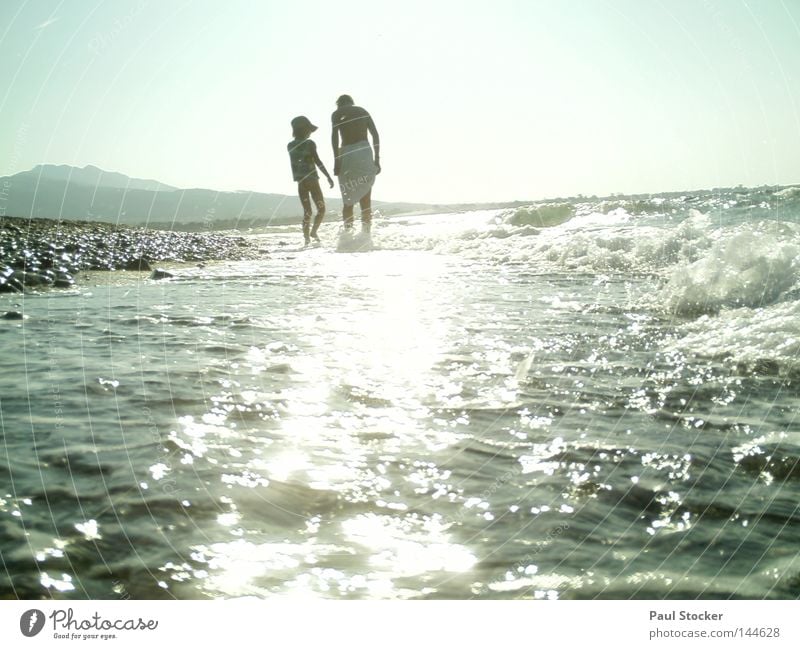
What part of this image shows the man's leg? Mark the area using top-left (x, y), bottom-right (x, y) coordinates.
top-left (298, 181), bottom-right (312, 243)
top-left (359, 190), bottom-right (372, 233)
top-left (309, 180), bottom-right (325, 240)
top-left (342, 203), bottom-right (354, 230)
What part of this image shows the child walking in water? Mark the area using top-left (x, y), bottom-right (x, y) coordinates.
top-left (287, 116), bottom-right (334, 245)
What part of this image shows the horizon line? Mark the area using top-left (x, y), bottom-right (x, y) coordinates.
top-left (3, 162), bottom-right (799, 207)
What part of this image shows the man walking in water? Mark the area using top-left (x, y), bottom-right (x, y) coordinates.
top-left (331, 94), bottom-right (381, 233)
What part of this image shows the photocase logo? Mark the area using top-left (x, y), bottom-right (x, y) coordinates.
top-left (20, 609), bottom-right (45, 637)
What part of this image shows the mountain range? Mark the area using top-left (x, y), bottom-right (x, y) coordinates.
top-left (0, 164), bottom-right (440, 230)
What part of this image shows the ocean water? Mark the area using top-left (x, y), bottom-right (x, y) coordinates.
top-left (2, 188), bottom-right (800, 599)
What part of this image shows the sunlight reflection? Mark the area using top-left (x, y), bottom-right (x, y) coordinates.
top-left (342, 513), bottom-right (476, 576)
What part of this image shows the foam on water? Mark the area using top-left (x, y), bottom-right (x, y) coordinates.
top-left (336, 230), bottom-right (374, 253)
top-left (505, 203), bottom-right (575, 228)
top-left (370, 193), bottom-right (800, 370)
top-left (663, 222), bottom-right (800, 316)
top-left (378, 203), bottom-right (800, 304)
top-left (670, 300), bottom-right (800, 366)
top-left (374, 206), bottom-right (702, 274)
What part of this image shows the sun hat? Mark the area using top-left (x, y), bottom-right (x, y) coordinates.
top-left (291, 116), bottom-right (318, 134)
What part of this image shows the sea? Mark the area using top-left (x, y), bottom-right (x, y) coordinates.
top-left (2, 186), bottom-right (800, 599)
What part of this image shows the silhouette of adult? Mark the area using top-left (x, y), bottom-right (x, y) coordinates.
top-left (331, 94), bottom-right (381, 233)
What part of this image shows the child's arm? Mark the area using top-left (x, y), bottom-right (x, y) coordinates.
top-left (312, 143), bottom-right (334, 188)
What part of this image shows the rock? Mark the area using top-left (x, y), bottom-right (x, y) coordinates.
top-left (0, 216), bottom-right (256, 291)
top-left (1, 311), bottom-right (24, 320)
top-left (17, 271), bottom-right (52, 287)
top-left (53, 277), bottom-right (74, 288)
top-left (752, 358), bottom-right (780, 376)
top-left (124, 257), bottom-right (152, 271)
top-left (150, 269), bottom-right (174, 280)
top-left (0, 273), bottom-right (23, 293)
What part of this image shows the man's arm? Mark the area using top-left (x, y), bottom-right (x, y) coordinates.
top-left (367, 114), bottom-right (380, 174)
top-left (331, 111), bottom-right (341, 175)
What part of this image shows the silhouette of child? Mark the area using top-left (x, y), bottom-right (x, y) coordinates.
top-left (287, 116), bottom-right (333, 245)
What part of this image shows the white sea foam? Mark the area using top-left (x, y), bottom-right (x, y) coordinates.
top-left (669, 300), bottom-right (800, 365)
top-left (662, 220), bottom-right (800, 316)
top-left (281, 198), bottom-right (800, 371)
top-left (336, 230), bottom-right (374, 253)
top-left (504, 203), bottom-right (575, 228)
top-left (395, 208), bottom-right (709, 274)
top-left (378, 209), bottom-right (800, 311)
top-left (368, 205), bottom-right (800, 370)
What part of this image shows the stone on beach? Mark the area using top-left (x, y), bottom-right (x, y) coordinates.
top-left (0, 215), bottom-right (261, 292)
top-left (150, 269), bottom-right (174, 280)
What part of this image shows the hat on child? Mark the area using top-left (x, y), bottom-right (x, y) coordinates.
top-left (291, 116), bottom-right (318, 134)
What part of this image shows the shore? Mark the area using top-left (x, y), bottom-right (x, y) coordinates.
top-left (0, 216), bottom-right (265, 293)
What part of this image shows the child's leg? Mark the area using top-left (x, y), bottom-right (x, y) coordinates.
top-left (298, 180), bottom-right (312, 243)
top-left (308, 180), bottom-right (325, 239)
top-left (359, 190), bottom-right (372, 233)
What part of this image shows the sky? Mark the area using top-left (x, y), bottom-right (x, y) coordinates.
top-left (0, 0), bottom-right (798, 203)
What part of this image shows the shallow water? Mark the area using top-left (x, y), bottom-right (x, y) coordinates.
top-left (2, 196), bottom-right (800, 599)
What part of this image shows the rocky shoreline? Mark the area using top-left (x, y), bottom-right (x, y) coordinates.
top-left (0, 216), bottom-right (261, 292)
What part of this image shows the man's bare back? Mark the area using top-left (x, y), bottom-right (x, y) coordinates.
top-left (331, 105), bottom-right (372, 146)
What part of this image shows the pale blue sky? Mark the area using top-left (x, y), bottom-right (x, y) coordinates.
top-left (0, 0), bottom-right (798, 202)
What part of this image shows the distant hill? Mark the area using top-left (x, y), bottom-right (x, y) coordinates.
top-left (22, 164), bottom-right (177, 192)
top-left (0, 164), bottom-right (436, 230)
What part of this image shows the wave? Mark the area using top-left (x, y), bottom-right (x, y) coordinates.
top-left (505, 203), bottom-right (575, 228)
top-left (361, 200), bottom-right (800, 370)
top-left (663, 222), bottom-right (800, 316)
top-left (377, 206), bottom-right (800, 300)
